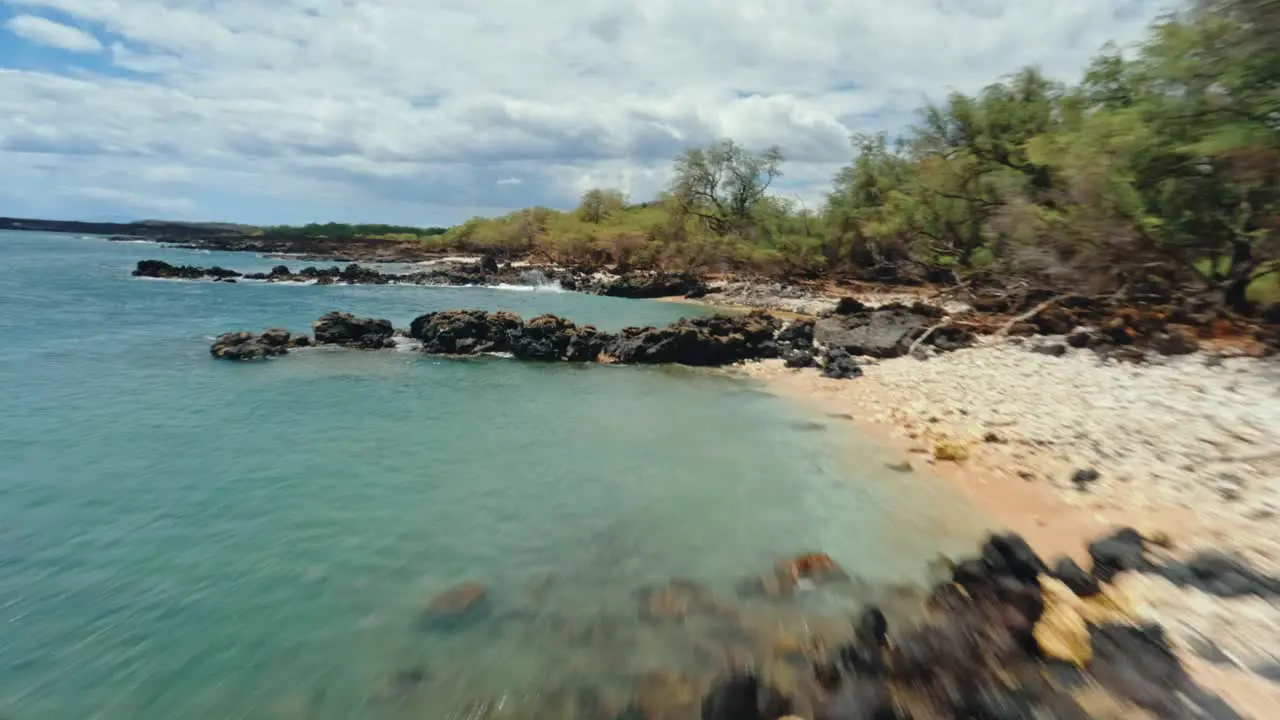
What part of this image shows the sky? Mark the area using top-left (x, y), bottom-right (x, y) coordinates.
top-left (0, 0), bottom-right (1170, 226)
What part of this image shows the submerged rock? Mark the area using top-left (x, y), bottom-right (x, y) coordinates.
top-left (701, 673), bottom-right (794, 720)
top-left (425, 582), bottom-right (489, 624)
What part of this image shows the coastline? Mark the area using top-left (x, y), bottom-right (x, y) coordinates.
top-left (729, 336), bottom-right (1280, 716)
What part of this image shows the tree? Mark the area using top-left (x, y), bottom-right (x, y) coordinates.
top-left (576, 188), bottom-right (627, 224)
top-left (670, 140), bottom-right (784, 236)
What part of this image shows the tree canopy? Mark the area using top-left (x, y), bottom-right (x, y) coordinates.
top-left (434, 0), bottom-right (1279, 311)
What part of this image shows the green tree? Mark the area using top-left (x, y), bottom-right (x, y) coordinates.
top-left (670, 140), bottom-right (784, 236)
top-left (576, 188), bottom-right (627, 224)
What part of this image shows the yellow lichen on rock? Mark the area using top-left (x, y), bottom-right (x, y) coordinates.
top-left (1035, 578), bottom-right (1093, 666)
top-left (933, 441), bottom-right (971, 462)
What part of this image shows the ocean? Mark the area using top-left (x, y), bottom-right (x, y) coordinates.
top-left (0, 230), bottom-right (988, 718)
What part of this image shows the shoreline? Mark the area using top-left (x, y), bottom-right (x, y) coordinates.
top-left (731, 338), bottom-right (1280, 716)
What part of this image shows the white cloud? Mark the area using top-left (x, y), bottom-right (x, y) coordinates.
top-left (0, 0), bottom-right (1170, 224)
top-left (5, 14), bottom-right (102, 53)
top-left (495, 177), bottom-right (522, 185)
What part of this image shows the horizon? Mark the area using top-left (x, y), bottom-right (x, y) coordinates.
top-left (2, 0), bottom-right (1170, 226)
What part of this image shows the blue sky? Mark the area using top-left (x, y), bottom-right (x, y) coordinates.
top-left (0, 0), bottom-right (1167, 226)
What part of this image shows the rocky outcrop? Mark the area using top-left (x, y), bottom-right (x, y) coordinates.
top-left (312, 311), bottom-right (395, 348)
top-left (510, 314), bottom-right (615, 362)
top-left (560, 270), bottom-right (710, 298)
top-left (608, 312), bottom-right (782, 365)
top-left (138, 259), bottom-right (543, 288)
top-left (408, 309), bottom-right (525, 354)
top-left (814, 301), bottom-right (971, 359)
top-left (209, 328), bottom-right (309, 360)
top-left (406, 309), bottom-right (794, 367)
top-left (134, 259), bottom-right (241, 281)
top-left (704, 528), bottom-right (1249, 720)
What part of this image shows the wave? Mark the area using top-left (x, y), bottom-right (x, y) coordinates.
top-left (486, 282), bottom-right (567, 293)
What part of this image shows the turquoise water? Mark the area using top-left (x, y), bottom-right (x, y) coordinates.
top-left (0, 231), bottom-right (987, 718)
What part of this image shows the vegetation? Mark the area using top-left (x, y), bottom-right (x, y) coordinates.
top-left (438, 0), bottom-right (1279, 312)
top-left (259, 222), bottom-right (448, 241)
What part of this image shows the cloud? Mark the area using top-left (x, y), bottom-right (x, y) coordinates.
top-left (495, 177), bottom-right (522, 185)
top-left (5, 14), bottom-right (102, 53)
top-left (0, 0), bottom-right (1170, 224)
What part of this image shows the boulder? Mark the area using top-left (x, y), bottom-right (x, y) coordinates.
top-left (572, 271), bottom-right (710, 298)
top-left (815, 303), bottom-right (964, 358)
top-left (312, 311), bottom-right (395, 348)
top-left (776, 319), bottom-right (815, 349)
top-left (820, 349), bottom-right (862, 379)
top-left (509, 314), bottom-right (614, 362)
top-left (607, 312), bottom-right (781, 366)
top-left (133, 259), bottom-right (209, 279)
top-left (209, 328), bottom-right (299, 360)
top-left (784, 350), bottom-right (817, 369)
top-left (409, 309), bottom-right (524, 354)
top-left (338, 263), bottom-right (389, 284)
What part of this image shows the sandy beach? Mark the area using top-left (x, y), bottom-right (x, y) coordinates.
top-left (727, 327), bottom-right (1280, 716)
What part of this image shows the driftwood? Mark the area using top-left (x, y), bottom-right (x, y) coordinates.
top-left (908, 318), bottom-right (953, 359)
top-left (994, 295), bottom-right (1069, 337)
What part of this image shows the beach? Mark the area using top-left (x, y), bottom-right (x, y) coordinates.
top-left (729, 323), bottom-right (1280, 716)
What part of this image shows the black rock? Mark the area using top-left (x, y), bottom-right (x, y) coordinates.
top-left (784, 350), bottom-right (817, 368)
top-left (608, 312), bottom-right (781, 366)
top-left (312, 311), bottom-right (395, 348)
top-left (133, 259), bottom-right (208, 279)
top-left (210, 328), bottom-right (297, 360)
top-left (1088, 527), bottom-right (1148, 582)
top-left (983, 533), bottom-right (1047, 584)
top-left (1088, 624), bottom-right (1188, 717)
top-left (822, 349), bottom-right (863, 379)
top-left (777, 319), bottom-right (816, 349)
top-left (1156, 551), bottom-right (1280, 597)
top-left (700, 672), bottom-right (792, 720)
top-left (952, 558), bottom-right (992, 595)
top-left (1065, 328), bottom-right (1096, 348)
top-left (833, 297), bottom-right (869, 315)
top-left (1050, 557), bottom-right (1100, 597)
top-left (1070, 467), bottom-right (1100, 490)
top-left (857, 606), bottom-right (889, 647)
top-left (1032, 342), bottom-right (1068, 357)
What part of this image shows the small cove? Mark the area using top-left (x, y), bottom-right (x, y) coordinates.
top-left (0, 231), bottom-right (991, 718)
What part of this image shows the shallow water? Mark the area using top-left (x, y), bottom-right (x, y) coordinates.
top-left (0, 231), bottom-right (989, 718)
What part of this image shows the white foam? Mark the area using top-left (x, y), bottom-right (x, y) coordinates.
top-left (487, 282), bottom-right (566, 293)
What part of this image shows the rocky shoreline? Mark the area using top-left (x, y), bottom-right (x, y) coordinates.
top-left (207, 299), bottom-right (975, 375)
top-left (404, 526), bottom-right (1275, 719)
top-left (132, 258), bottom-right (714, 299)
top-left (194, 268), bottom-right (1280, 716)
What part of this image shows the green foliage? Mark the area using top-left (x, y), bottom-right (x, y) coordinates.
top-left (263, 222), bottom-right (448, 240)
top-left (419, 0), bottom-right (1278, 307)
